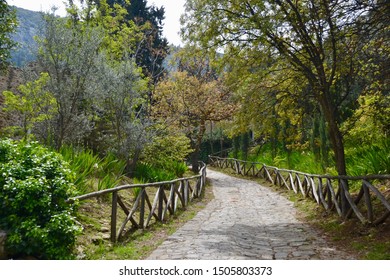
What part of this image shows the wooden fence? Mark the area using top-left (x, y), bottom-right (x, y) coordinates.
top-left (67, 162), bottom-right (207, 242)
top-left (209, 156), bottom-right (390, 226)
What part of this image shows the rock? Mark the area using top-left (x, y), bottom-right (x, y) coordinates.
top-left (91, 236), bottom-right (102, 245)
top-left (102, 233), bottom-right (111, 240)
top-left (100, 226), bottom-right (110, 233)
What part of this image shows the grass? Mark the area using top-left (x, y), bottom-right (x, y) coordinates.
top-left (239, 139), bottom-right (390, 177)
top-left (346, 138), bottom-right (390, 176)
top-left (241, 147), bottom-right (334, 175)
top-left (210, 166), bottom-right (390, 260)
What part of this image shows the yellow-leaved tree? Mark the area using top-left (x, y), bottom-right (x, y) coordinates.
top-left (153, 67), bottom-right (236, 171)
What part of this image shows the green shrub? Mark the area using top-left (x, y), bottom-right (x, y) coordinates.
top-left (143, 129), bottom-right (193, 168)
top-left (134, 162), bottom-right (176, 183)
top-left (59, 146), bottom-right (127, 193)
top-left (96, 153), bottom-right (126, 191)
top-left (59, 146), bottom-right (101, 194)
top-left (0, 139), bottom-right (81, 259)
top-left (346, 139), bottom-right (390, 176)
top-left (164, 161), bottom-right (188, 178)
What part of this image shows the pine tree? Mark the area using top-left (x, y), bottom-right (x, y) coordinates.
top-left (105, 0), bottom-right (169, 85)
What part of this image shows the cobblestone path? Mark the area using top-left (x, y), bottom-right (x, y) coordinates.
top-left (147, 169), bottom-right (353, 260)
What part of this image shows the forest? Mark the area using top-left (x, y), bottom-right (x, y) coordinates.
top-left (0, 0), bottom-right (388, 259)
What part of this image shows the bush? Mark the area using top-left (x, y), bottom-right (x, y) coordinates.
top-left (0, 139), bottom-right (81, 259)
top-left (59, 146), bottom-right (101, 194)
top-left (134, 162), bottom-right (176, 183)
top-left (164, 161), bottom-right (189, 178)
top-left (59, 146), bottom-right (127, 193)
top-left (346, 138), bottom-right (390, 176)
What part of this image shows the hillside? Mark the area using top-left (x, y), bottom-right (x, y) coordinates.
top-left (10, 7), bottom-right (43, 67)
top-left (8, 6), bottom-right (183, 69)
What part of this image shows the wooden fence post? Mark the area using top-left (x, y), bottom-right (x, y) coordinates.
top-left (171, 183), bottom-right (176, 214)
top-left (139, 188), bottom-right (146, 228)
top-left (158, 185), bottom-right (164, 221)
top-left (111, 191), bottom-right (118, 243)
top-left (362, 182), bottom-right (374, 223)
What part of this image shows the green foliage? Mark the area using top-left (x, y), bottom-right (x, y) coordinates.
top-left (0, 139), bottom-right (81, 259)
top-left (2, 72), bottom-right (57, 140)
top-left (164, 161), bottom-right (188, 178)
top-left (236, 142), bottom-right (333, 175)
top-left (96, 153), bottom-right (127, 191)
top-left (134, 162), bottom-right (176, 183)
top-left (236, 137), bottom-right (389, 177)
top-left (35, 12), bottom-right (104, 148)
top-left (0, 1), bottom-right (17, 71)
top-left (104, 0), bottom-right (169, 83)
top-left (182, 0), bottom-right (390, 177)
top-left (59, 146), bottom-right (126, 194)
top-left (67, 0), bottom-right (142, 60)
top-left (343, 94), bottom-right (390, 147)
top-left (90, 53), bottom-right (150, 163)
top-left (59, 146), bottom-right (100, 194)
top-left (346, 139), bottom-right (390, 176)
top-left (143, 128), bottom-right (193, 170)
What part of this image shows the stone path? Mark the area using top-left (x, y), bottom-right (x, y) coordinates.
top-left (147, 169), bottom-right (353, 260)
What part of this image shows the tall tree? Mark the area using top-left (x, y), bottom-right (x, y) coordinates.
top-left (103, 0), bottom-right (169, 86)
top-left (35, 13), bottom-right (103, 148)
top-left (0, 0), bottom-right (17, 71)
top-left (89, 53), bottom-right (151, 174)
top-left (153, 47), bottom-right (236, 171)
top-left (182, 0), bottom-right (383, 179)
top-left (154, 71), bottom-right (235, 172)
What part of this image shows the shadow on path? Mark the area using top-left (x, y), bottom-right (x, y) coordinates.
top-left (147, 169), bottom-right (353, 260)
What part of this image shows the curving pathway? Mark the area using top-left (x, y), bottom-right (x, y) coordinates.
top-left (147, 169), bottom-right (353, 260)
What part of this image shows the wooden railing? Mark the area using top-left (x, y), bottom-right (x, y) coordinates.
top-left (209, 156), bottom-right (390, 226)
top-left (68, 162), bottom-right (207, 242)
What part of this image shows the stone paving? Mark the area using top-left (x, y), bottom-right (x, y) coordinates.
top-left (147, 169), bottom-right (353, 260)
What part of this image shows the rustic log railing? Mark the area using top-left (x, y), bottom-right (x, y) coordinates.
top-left (67, 162), bottom-right (207, 243)
top-left (209, 156), bottom-right (390, 226)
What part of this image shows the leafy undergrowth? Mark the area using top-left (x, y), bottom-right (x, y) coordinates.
top-left (211, 166), bottom-right (390, 260)
top-left (294, 200), bottom-right (390, 260)
top-left (74, 181), bottom-right (213, 260)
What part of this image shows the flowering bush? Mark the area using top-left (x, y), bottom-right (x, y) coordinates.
top-left (0, 139), bottom-right (81, 259)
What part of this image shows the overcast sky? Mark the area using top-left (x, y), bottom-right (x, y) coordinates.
top-left (9, 0), bottom-right (186, 46)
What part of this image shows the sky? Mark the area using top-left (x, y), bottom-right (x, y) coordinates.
top-left (8, 0), bottom-right (186, 46)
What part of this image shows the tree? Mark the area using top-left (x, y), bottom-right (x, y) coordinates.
top-left (66, 0), bottom-right (143, 60)
top-left (2, 72), bottom-right (57, 140)
top-left (0, 0), bottom-right (17, 72)
top-left (89, 53), bottom-right (151, 174)
top-left (182, 0), bottom-right (385, 178)
top-left (35, 13), bottom-right (103, 148)
top-left (25, 2), bottom-right (154, 173)
top-left (99, 0), bottom-right (169, 86)
top-left (153, 50), bottom-right (236, 171)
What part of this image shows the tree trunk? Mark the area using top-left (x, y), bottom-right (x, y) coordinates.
top-left (318, 92), bottom-right (349, 217)
top-left (318, 94), bottom-right (347, 176)
top-left (126, 147), bottom-right (142, 176)
top-left (209, 121), bottom-right (214, 155)
top-left (319, 114), bottom-right (329, 170)
top-left (220, 135), bottom-right (224, 157)
top-left (191, 120), bottom-right (206, 173)
top-left (191, 150), bottom-right (200, 173)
